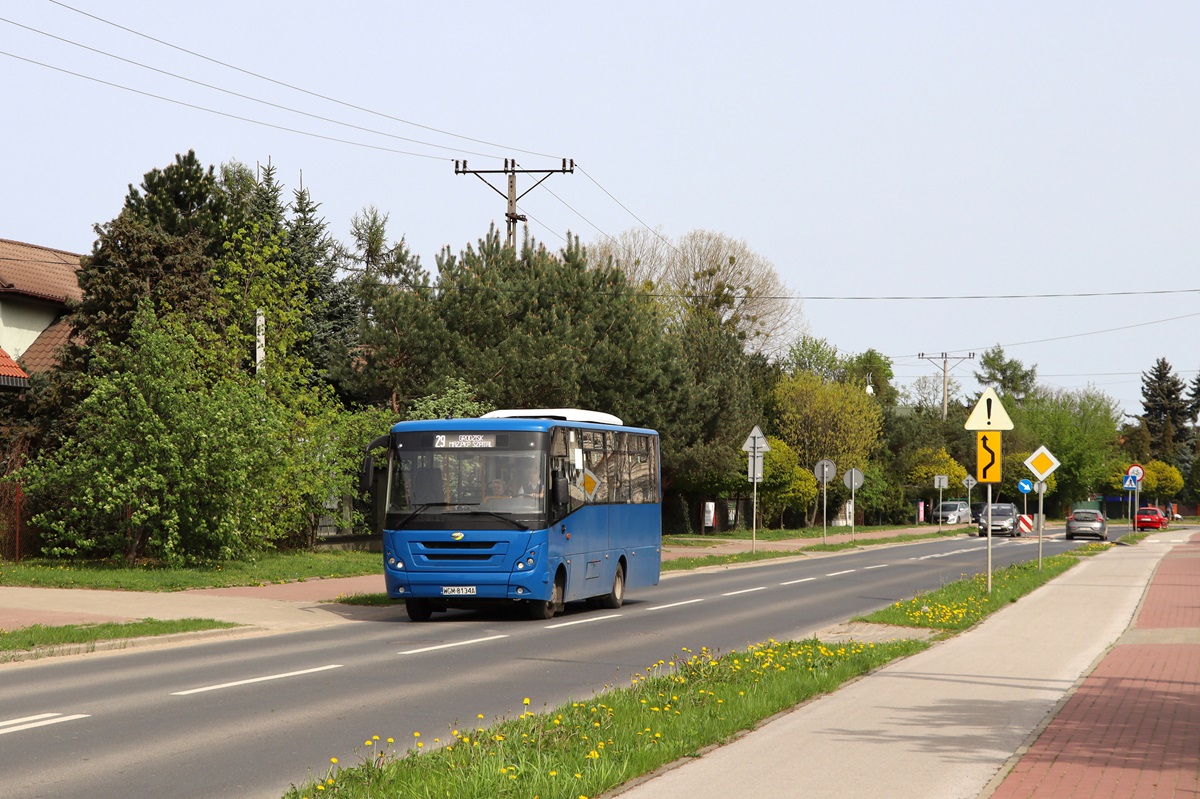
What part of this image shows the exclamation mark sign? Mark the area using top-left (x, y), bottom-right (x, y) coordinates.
top-left (986, 397), bottom-right (992, 426)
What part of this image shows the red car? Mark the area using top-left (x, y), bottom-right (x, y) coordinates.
top-left (1135, 507), bottom-right (1170, 531)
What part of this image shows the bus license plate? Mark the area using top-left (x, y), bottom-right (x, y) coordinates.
top-left (442, 586), bottom-right (477, 596)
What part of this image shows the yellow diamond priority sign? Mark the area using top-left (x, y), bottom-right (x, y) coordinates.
top-left (1024, 446), bottom-right (1060, 481)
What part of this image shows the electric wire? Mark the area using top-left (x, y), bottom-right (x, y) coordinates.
top-left (45, 0), bottom-right (561, 160)
top-left (0, 49), bottom-right (447, 160)
top-left (0, 15), bottom-right (500, 159)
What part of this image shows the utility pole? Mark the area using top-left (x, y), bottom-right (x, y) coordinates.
top-left (918, 351), bottom-right (975, 420)
top-left (454, 158), bottom-right (575, 250)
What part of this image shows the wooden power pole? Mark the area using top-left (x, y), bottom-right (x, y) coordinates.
top-left (454, 158), bottom-right (575, 249)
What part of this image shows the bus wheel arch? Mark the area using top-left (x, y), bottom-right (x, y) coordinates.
top-left (529, 567), bottom-right (566, 620)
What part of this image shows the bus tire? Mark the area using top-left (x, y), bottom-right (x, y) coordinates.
top-left (597, 564), bottom-right (625, 610)
top-left (406, 599), bottom-right (433, 622)
top-left (530, 576), bottom-right (564, 621)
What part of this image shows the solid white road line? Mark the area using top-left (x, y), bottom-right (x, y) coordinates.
top-left (171, 664), bottom-right (343, 695)
top-left (780, 577), bottom-right (816, 586)
top-left (864, 564), bottom-right (888, 570)
top-left (825, 569), bottom-right (856, 577)
top-left (0, 713), bottom-right (91, 735)
top-left (398, 635), bottom-right (509, 655)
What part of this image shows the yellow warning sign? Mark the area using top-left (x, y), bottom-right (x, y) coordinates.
top-left (976, 431), bottom-right (1001, 483)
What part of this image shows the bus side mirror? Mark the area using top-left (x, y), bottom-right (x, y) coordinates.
top-left (552, 476), bottom-right (569, 505)
top-left (361, 435), bottom-right (390, 495)
top-left (360, 455), bottom-right (375, 495)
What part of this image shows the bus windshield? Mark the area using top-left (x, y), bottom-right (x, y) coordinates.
top-left (384, 430), bottom-right (548, 530)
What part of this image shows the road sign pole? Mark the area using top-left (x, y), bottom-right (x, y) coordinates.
top-left (751, 439), bottom-right (757, 554)
top-left (822, 480), bottom-right (827, 545)
top-left (850, 483), bottom-right (856, 543)
top-left (1037, 483), bottom-right (1044, 571)
top-left (986, 483), bottom-right (993, 594)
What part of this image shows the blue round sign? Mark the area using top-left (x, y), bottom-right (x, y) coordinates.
top-left (1018, 479), bottom-right (1033, 494)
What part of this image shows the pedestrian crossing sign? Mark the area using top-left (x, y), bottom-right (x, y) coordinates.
top-left (1122, 474), bottom-right (1138, 491)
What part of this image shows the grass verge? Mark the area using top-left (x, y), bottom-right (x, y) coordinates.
top-left (857, 546), bottom-right (1105, 631)
top-left (284, 542), bottom-right (1107, 799)
top-left (661, 528), bottom-right (965, 571)
top-left (0, 551), bottom-right (380, 591)
top-left (0, 617), bottom-right (240, 658)
top-left (282, 637), bottom-right (928, 799)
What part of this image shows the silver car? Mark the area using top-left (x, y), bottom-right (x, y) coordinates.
top-left (1065, 509), bottom-right (1109, 541)
top-left (932, 500), bottom-right (971, 524)
top-left (977, 503), bottom-right (1019, 536)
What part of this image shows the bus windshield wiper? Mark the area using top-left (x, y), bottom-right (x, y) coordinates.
top-left (395, 502), bottom-right (456, 530)
top-left (450, 509), bottom-right (531, 531)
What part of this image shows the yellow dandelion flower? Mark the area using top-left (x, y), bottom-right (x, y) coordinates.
top-left (413, 732), bottom-right (420, 738)
top-left (330, 757), bottom-right (338, 765)
top-left (523, 697), bottom-right (531, 705)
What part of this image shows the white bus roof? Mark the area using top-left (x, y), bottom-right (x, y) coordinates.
top-left (480, 408), bottom-right (625, 426)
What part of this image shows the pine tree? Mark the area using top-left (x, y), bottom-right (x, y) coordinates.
top-left (1140, 357), bottom-right (1190, 465)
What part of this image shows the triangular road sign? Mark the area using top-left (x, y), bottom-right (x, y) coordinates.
top-left (964, 387), bottom-right (1015, 431)
top-left (741, 426), bottom-right (770, 453)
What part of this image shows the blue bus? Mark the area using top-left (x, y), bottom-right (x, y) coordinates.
top-left (361, 409), bottom-right (661, 621)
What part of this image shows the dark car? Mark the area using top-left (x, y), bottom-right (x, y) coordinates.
top-left (977, 503), bottom-right (1019, 537)
top-left (970, 503), bottom-right (985, 523)
top-left (1065, 509), bottom-right (1108, 541)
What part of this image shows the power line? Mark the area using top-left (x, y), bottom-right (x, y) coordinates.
top-left (45, 0), bottom-right (561, 160)
top-left (0, 15), bottom-right (500, 159)
top-left (0, 49), bottom-right (448, 160)
top-left (17, 7), bottom-right (666, 249)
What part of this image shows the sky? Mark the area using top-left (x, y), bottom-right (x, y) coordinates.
top-left (3, 1), bottom-right (1198, 420)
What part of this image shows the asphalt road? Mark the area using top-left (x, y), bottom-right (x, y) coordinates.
top-left (0, 534), bottom-right (1080, 799)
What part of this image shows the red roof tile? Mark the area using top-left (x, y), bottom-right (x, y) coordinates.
top-left (0, 238), bottom-right (83, 304)
top-left (0, 345), bottom-right (30, 390)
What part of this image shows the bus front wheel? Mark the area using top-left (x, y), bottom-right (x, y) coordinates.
top-left (406, 599), bottom-right (433, 622)
top-left (529, 578), bottom-right (564, 621)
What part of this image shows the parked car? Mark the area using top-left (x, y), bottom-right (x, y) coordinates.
top-left (1065, 509), bottom-right (1108, 541)
top-left (970, 502), bottom-right (985, 523)
top-left (1135, 507), bottom-right (1170, 531)
top-left (932, 500), bottom-right (971, 525)
top-left (977, 503), bottom-right (1019, 536)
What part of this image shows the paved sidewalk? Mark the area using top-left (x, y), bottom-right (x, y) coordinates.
top-left (609, 530), bottom-right (1198, 799)
top-left (984, 532), bottom-right (1200, 799)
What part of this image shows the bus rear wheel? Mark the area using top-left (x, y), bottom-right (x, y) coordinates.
top-left (597, 564), bottom-right (625, 609)
top-left (406, 599), bottom-right (433, 622)
top-left (529, 577), bottom-right (564, 621)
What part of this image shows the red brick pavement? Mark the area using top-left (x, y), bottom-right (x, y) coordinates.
top-left (988, 534), bottom-right (1200, 799)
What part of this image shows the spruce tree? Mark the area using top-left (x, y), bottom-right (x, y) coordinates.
top-left (1140, 357), bottom-right (1190, 465)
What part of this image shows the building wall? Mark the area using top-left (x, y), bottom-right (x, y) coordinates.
top-left (0, 300), bottom-right (58, 359)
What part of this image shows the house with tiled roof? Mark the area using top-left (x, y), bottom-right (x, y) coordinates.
top-left (0, 238), bottom-right (83, 383)
top-left (0, 346), bottom-right (29, 390)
